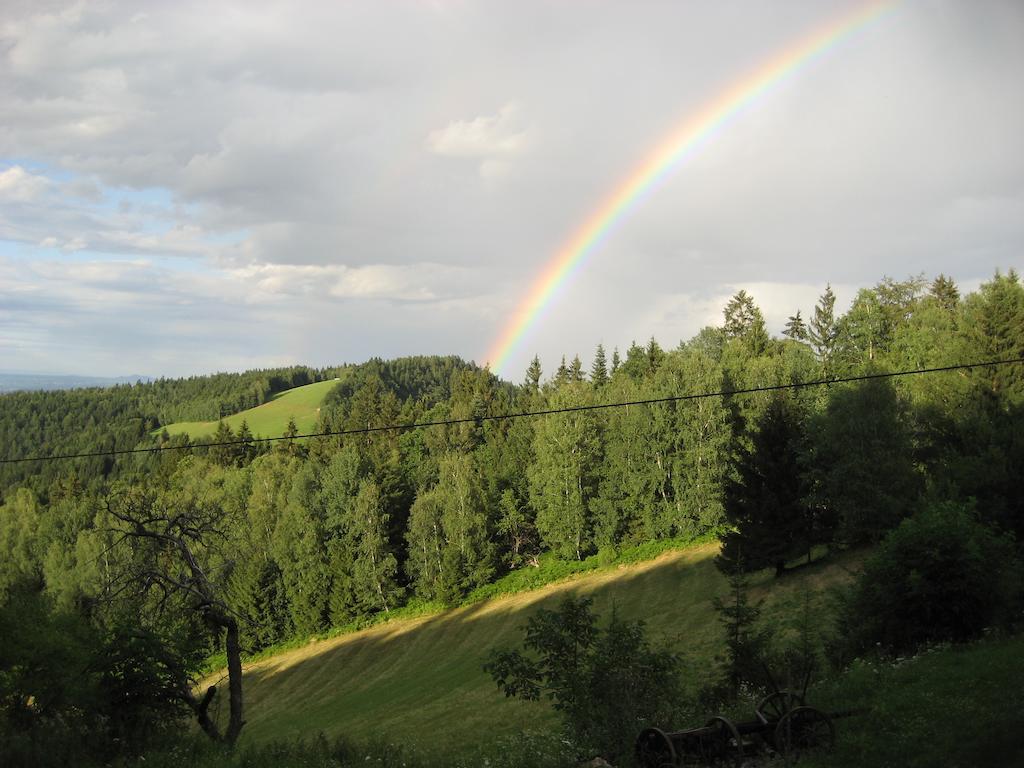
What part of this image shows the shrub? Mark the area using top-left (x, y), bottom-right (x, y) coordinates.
top-left (835, 501), bottom-right (1021, 657)
top-left (484, 595), bottom-right (683, 764)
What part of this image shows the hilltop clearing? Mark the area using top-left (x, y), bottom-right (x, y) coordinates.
top-left (158, 379), bottom-right (340, 439)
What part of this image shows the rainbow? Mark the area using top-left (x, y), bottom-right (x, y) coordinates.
top-left (486, 0), bottom-right (898, 376)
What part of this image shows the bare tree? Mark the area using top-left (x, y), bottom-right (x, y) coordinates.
top-left (104, 488), bottom-right (245, 746)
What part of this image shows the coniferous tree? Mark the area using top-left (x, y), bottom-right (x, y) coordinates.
top-left (929, 274), bottom-right (960, 312)
top-left (717, 395), bottom-right (811, 576)
top-left (807, 285), bottom-right (838, 374)
top-left (210, 421), bottom-right (235, 467)
top-left (227, 556), bottom-right (289, 650)
top-left (525, 355), bottom-right (543, 392)
top-left (555, 356), bottom-right (570, 385)
top-left (590, 344), bottom-right (609, 388)
top-left (236, 419), bottom-right (255, 464)
top-left (569, 355), bottom-right (584, 382)
top-left (713, 567), bottom-right (769, 697)
top-left (722, 291), bottom-right (769, 355)
top-left (783, 310), bottom-right (808, 341)
top-left (646, 337), bottom-right (665, 372)
top-left (806, 378), bottom-right (919, 545)
top-left (272, 465), bottom-right (329, 635)
top-left (610, 347), bottom-right (621, 374)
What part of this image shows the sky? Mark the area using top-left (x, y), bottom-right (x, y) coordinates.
top-left (1, 0), bottom-right (1022, 381)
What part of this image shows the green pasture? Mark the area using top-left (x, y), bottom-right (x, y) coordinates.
top-left (800, 633), bottom-right (1024, 768)
top-left (159, 379), bottom-right (340, 440)
top-left (219, 543), bottom-right (855, 759)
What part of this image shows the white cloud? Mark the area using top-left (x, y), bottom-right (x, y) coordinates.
top-left (427, 102), bottom-right (529, 158)
top-left (0, 166), bottom-right (51, 202)
top-left (230, 262), bottom-right (478, 304)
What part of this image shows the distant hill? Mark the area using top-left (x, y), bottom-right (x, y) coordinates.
top-left (0, 356), bottom-right (483, 492)
top-left (0, 372), bottom-right (152, 393)
top-left (157, 378), bottom-right (341, 439)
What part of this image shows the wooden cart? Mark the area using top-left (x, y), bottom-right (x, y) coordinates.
top-left (635, 691), bottom-right (839, 766)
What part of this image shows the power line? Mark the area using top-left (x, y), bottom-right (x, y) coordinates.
top-left (3, 356), bottom-right (1022, 466)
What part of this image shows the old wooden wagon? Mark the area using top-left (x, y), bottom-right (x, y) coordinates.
top-left (635, 691), bottom-right (839, 766)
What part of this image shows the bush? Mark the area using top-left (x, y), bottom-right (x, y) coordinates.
top-left (835, 501), bottom-right (1021, 657)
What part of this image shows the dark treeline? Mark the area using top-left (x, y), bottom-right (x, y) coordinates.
top-left (2, 270), bottom-right (1023, 763)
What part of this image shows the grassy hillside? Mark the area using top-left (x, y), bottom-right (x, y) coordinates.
top-left (159, 379), bottom-right (340, 439)
top-left (218, 543), bottom-right (855, 759)
top-left (800, 633), bottom-right (1024, 768)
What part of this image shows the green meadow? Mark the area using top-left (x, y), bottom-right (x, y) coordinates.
top-left (218, 542), bottom-right (855, 760)
top-left (159, 379), bottom-right (340, 440)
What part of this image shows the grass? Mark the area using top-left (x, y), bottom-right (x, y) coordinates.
top-left (187, 632), bottom-right (1024, 768)
top-left (158, 379), bottom-right (340, 440)
top-left (211, 541), bottom-right (857, 760)
top-left (800, 633), bottom-right (1024, 768)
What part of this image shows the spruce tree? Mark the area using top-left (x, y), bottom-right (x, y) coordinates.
top-left (807, 285), bottom-right (838, 373)
top-left (929, 274), bottom-right (960, 312)
top-left (525, 355), bottom-right (543, 392)
top-left (210, 420), bottom-right (235, 467)
top-left (590, 344), bottom-right (609, 388)
top-left (236, 419), bottom-right (255, 464)
top-left (783, 310), bottom-right (808, 341)
top-left (806, 378), bottom-right (919, 545)
top-left (610, 347), bottom-right (621, 374)
top-left (555, 356), bottom-right (569, 385)
top-left (645, 336), bottom-right (665, 372)
top-left (569, 354), bottom-right (584, 382)
top-left (712, 567), bottom-right (769, 697)
top-left (717, 395), bottom-right (811, 576)
top-left (722, 291), bottom-right (769, 354)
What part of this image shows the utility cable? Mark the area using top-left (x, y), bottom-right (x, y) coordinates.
top-left (2, 356), bottom-right (1022, 466)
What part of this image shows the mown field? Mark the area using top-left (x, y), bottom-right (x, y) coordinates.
top-left (217, 542), bottom-right (856, 760)
top-left (159, 379), bottom-right (340, 439)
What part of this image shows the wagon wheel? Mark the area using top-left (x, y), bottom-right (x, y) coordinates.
top-left (756, 690), bottom-right (805, 724)
top-left (701, 716), bottom-right (744, 765)
top-left (774, 706), bottom-right (836, 760)
top-left (635, 727), bottom-right (677, 768)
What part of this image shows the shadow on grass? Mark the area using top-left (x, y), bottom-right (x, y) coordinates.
top-left (216, 542), bottom-right (854, 760)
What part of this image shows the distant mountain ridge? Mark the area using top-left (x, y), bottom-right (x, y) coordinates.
top-left (0, 372), bottom-right (153, 393)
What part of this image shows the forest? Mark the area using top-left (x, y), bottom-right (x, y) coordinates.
top-left (1, 270), bottom-right (1023, 766)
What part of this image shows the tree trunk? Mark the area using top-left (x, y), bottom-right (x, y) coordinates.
top-left (224, 616), bottom-right (245, 746)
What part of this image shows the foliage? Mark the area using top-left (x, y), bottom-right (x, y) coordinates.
top-left (0, 587), bottom-right (190, 766)
top-left (711, 568), bottom-right (770, 698)
top-left (834, 501), bottom-right (1022, 658)
top-left (805, 376), bottom-right (920, 545)
top-left (485, 594), bottom-right (683, 764)
top-left (3, 271), bottom-right (1024, 759)
top-left (801, 634), bottom-right (1024, 768)
top-left (717, 394), bottom-right (813, 576)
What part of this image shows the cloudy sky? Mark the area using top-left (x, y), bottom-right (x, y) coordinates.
top-left (1, 0), bottom-right (1022, 380)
